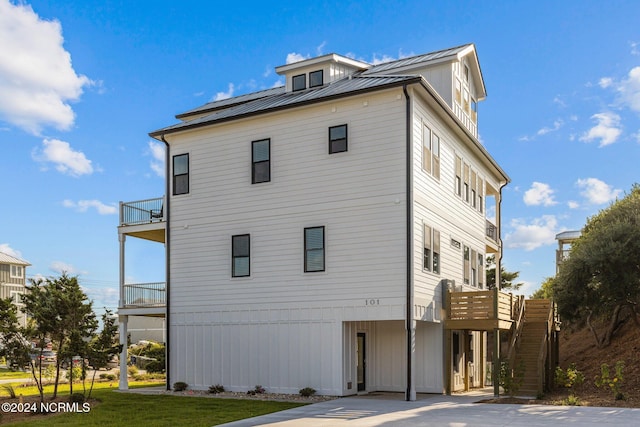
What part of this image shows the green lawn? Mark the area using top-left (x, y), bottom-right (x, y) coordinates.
top-left (0, 368), bottom-right (32, 380)
top-left (2, 383), bottom-right (305, 426)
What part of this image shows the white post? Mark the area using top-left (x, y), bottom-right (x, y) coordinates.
top-left (119, 315), bottom-right (129, 390)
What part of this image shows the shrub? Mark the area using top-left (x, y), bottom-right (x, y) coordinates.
top-left (299, 387), bottom-right (316, 397)
top-left (563, 394), bottom-right (581, 406)
top-left (65, 366), bottom-right (85, 383)
top-left (173, 381), bottom-right (188, 392)
top-left (209, 384), bottom-right (225, 394)
top-left (555, 363), bottom-right (584, 389)
top-left (247, 385), bottom-right (265, 395)
top-left (1, 384), bottom-right (16, 399)
top-left (134, 372), bottom-right (165, 381)
top-left (69, 393), bottom-right (85, 403)
top-left (595, 360), bottom-right (625, 400)
top-left (499, 360), bottom-right (525, 397)
top-left (127, 365), bottom-right (139, 377)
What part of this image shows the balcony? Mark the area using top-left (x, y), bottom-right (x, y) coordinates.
top-left (122, 282), bottom-right (165, 309)
top-left (118, 197), bottom-right (165, 243)
top-left (445, 288), bottom-right (521, 331)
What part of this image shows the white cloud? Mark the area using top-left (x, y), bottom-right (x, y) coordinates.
top-left (316, 41), bottom-right (327, 56)
top-left (567, 200), bottom-right (580, 209)
top-left (576, 178), bottom-right (622, 205)
top-left (617, 66), bottom-right (640, 113)
top-left (537, 119), bottom-right (564, 136)
top-left (50, 261), bottom-right (77, 274)
top-left (598, 77), bottom-right (613, 88)
top-left (148, 141), bottom-right (165, 177)
top-left (32, 138), bottom-right (93, 176)
top-left (286, 52), bottom-right (309, 64)
top-left (62, 199), bottom-right (117, 215)
top-left (553, 96), bottom-right (567, 108)
top-left (0, 243), bottom-right (23, 259)
top-left (579, 112), bottom-right (622, 147)
top-left (0, 1), bottom-right (91, 134)
top-left (371, 53), bottom-right (396, 65)
top-left (631, 41), bottom-right (640, 56)
top-left (523, 182), bottom-right (557, 206)
top-left (213, 83), bottom-right (234, 101)
top-left (505, 215), bottom-right (559, 251)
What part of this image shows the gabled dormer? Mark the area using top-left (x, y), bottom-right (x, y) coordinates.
top-left (275, 54), bottom-right (370, 92)
top-left (364, 44), bottom-right (485, 138)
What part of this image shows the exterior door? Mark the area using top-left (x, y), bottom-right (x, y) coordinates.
top-left (357, 332), bottom-right (366, 392)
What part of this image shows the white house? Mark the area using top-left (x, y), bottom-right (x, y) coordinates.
top-left (118, 44), bottom-right (559, 399)
top-left (0, 251), bottom-right (30, 327)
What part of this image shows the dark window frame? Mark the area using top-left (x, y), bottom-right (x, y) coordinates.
top-left (329, 124), bottom-right (348, 154)
top-left (172, 153), bottom-right (189, 195)
top-left (292, 74), bottom-right (306, 91)
top-left (252, 138), bottom-right (271, 184)
top-left (232, 234), bottom-right (250, 278)
top-left (304, 226), bottom-right (325, 272)
top-left (309, 70), bottom-right (323, 88)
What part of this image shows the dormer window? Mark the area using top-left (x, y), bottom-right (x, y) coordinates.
top-left (292, 74), bottom-right (306, 91)
top-left (464, 64), bottom-right (469, 82)
top-left (309, 70), bottom-right (323, 88)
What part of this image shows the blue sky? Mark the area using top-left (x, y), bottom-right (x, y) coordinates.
top-left (2, 0), bottom-right (639, 312)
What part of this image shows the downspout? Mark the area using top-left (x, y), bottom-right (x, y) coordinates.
top-left (161, 134), bottom-right (171, 391)
top-left (493, 179), bottom-right (508, 397)
top-left (403, 84), bottom-right (415, 401)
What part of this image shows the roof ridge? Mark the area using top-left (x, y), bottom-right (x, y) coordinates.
top-left (369, 43), bottom-right (473, 69)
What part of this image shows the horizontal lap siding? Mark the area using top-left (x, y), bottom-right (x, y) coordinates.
top-left (169, 89), bottom-right (407, 315)
top-left (411, 92), bottom-right (488, 319)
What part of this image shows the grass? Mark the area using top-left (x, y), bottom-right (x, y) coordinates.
top-left (2, 382), bottom-right (305, 426)
top-left (0, 368), bottom-right (32, 380)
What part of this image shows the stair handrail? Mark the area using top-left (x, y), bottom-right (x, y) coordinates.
top-left (506, 295), bottom-right (525, 366)
top-left (535, 302), bottom-right (555, 393)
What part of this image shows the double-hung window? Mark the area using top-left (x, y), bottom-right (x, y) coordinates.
top-left (423, 225), bottom-right (440, 274)
top-left (304, 226), bottom-right (325, 272)
top-left (173, 153), bottom-right (189, 195)
top-left (422, 125), bottom-right (440, 180)
top-left (329, 124), bottom-right (347, 154)
top-left (232, 234), bottom-right (250, 277)
top-left (252, 139), bottom-right (270, 183)
top-left (10, 265), bottom-right (23, 279)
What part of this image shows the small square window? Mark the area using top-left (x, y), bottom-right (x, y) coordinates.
top-left (232, 234), bottom-right (250, 277)
top-left (173, 154), bottom-right (189, 195)
top-left (309, 70), bottom-right (323, 88)
top-left (329, 124), bottom-right (348, 154)
top-left (292, 74), bottom-right (306, 91)
top-left (252, 139), bottom-right (270, 184)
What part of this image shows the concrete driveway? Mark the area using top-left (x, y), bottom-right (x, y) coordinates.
top-left (218, 391), bottom-right (640, 427)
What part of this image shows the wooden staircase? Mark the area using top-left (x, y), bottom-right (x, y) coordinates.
top-left (510, 299), bottom-right (559, 396)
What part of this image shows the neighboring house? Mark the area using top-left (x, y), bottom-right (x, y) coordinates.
top-left (555, 230), bottom-right (581, 273)
top-left (0, 251), bottom-right (30, 327)
top-left (118, 43), bottom-right (558, 398)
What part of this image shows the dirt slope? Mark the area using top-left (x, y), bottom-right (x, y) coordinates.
top-left (555, 319), bottom-right (640, 407)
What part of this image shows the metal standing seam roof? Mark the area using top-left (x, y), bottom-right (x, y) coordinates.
top-left (150, 75), bottom-right (421, 137)
top-left (176, 86), bottom-right (286, 119)
top-left (0, 251), bottom-right (30, 266)
top-left (362, 44), bottom-right (472, 74)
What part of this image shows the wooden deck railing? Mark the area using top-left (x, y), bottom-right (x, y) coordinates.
top-left (446, 288), bottom-right (516, 330)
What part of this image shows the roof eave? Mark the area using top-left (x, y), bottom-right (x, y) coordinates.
top-left (150, 76), bottom-right (422, 140)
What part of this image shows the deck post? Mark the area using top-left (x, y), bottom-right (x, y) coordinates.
top-left (493, 328), bottom-right (500, 397)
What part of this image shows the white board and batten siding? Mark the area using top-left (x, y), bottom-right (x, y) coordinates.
top-left (168, 88), bottom-right (410, 393)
